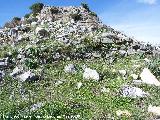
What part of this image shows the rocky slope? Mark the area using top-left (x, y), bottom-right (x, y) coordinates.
top-left (0, 4), bottom-right (160, 120)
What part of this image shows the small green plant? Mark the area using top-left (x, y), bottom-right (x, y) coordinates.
top-left (148, 58), bottom-right (160, 77)
top-left (25, 58), bottom-right (38, 69)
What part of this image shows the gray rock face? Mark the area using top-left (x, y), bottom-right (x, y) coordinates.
top-left (120, 85), bottom-right (149, 98)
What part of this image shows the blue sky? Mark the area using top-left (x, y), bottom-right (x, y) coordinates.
top-left (0, 0), bottom-right (159, 44)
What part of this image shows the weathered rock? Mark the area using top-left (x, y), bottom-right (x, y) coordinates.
top-left (77, 82), bottom-right (82, 89)
top-left (116, 110), bottom-right (131, 117)
top-left (18, 71), bottom-right (38, 82)
top-left (10, 67), bottom-right (22, 77)
top-left (131, 74), bottom-right (138, 80)
top-left (30, 102), bottom-right (44, 112)
top-left (118, 70), bottom-right (127, 76)
top-left (0, 58), bottom-right (8, 69)
top-left (83, 68), bottom-right (100, 81)
top-left (120, 85), bottom-right (149, 98)
top-left (101, 87), bottom-right (110, 93)
top-left (119, 50), bottom-right (127, 57)
top-left (140, 68), bottom-right (160, 86)
top-left (101, 37), bottom-right (114, 44)
top-left (64, 64), bottom-right (76, 73)
top-left (148, 105), bottom-right (160, 116)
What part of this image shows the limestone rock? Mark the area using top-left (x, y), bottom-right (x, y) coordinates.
top-left (148, 105), bottom-right (160, 116)
top-left (116, 110), bottom-right (131, 117)
top-left (131, 74), bottom-right (138, 80)
top-left (30, 102), bottom-right (44, 112)
top-left (64, 64), bottom-right (76, 73)
top-left (118, 70), bottom-right (127, 76)
top-left (10, 67), bottom-right (22, 77)
top-left (83, 68), bottom-right (100, 81)
top-left (0, 58), bottom-right (8, 68)
top-left (140, 68), bottom-right (160, 86)
top-left (77, 82), bottom-right (82, 89)
top-left (120, 85), bottom-right (149, 98)
top-left (18, 71), bottom-right (38, 82)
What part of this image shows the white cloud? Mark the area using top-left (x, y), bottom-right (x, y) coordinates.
top-left (137, 0), bottom-right (157, 5)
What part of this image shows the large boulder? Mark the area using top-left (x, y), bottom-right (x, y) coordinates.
top-left (140, 68), bottom-right (160, 86)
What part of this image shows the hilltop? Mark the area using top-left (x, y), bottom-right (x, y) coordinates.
top-left (0, 3), bottom-right (160, 120)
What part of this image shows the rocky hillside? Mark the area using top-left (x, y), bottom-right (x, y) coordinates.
top-left (0, 3), bottom-right (160, 120)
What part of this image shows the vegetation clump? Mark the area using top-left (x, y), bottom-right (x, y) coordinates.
top-left (29, 3), bottom-right (44, 15)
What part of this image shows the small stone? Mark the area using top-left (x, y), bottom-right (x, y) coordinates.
top-left (30, 102), bottom-right (44, 112)
top-left (144, 58), bottom-right (150, 63)
top-left (83, 68), bottom-right (100, 81)
top-left (64, 64), bottom-right (76, 73)
top-left (131, 74), bottom-right (138, 80)
top-left (118, 70), bottom-right (127, 76)
top-left (55, 80), bottom-right (64, 86)
top-left (119, 50), bottom-right (127, 57)
top-left (116, 110), bottom-right (131, 117)
top-left (101, 87), bottom-right (110, 93)
top-left (120, 85), bottom-right (149, 98)
top-left (77, 82), bottom-right (82, 89)
top-left (140, 68), bottom-right (160, 86)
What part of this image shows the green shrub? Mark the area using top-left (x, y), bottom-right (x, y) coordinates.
top-left (24, 13), bottom-right (31, 18)
top-left (81, 3), bottom-right (90, 11)
top-left (51, 7), bottom-right (59, 14)
top-left (71, 14), bottom-right (82, 21)
top-left (89, 12), bottom-right (97, 17)
top-left (29, 3), bottom-right (44, 14)
top-left (25, 58), bottom-right (38, 69)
